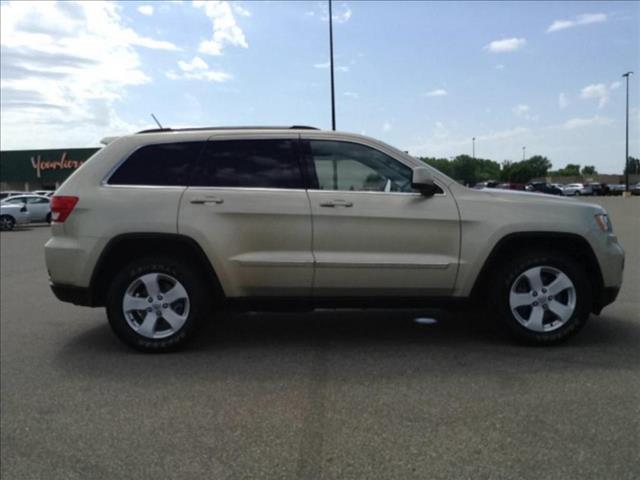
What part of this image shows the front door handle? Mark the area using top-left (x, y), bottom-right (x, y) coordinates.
top-left (319, 199), bottom-right (353, 208)
top-left (190, 196), bottom-right (224, 205)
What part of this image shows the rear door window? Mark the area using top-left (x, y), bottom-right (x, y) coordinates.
top-left (192, 139), bottom-right (304, 189)
top-left (108, 142), bottom-right (205, 186)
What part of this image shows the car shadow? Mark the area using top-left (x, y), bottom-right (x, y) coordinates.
top-left (54, 308), bottom-right (640, 382)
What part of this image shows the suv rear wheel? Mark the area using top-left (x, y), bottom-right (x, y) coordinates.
top-left (106, 256), bottom-right (208, 352)
top-left (491, 252), bottom-right (591, 344)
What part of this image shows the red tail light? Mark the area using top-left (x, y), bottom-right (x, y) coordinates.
top-left (51, 196), bottom-right (79, 223)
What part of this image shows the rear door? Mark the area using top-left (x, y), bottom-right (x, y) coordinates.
top-left (179, 135), bottom-right (314, 298)
top-left (302, 138), bottom-right (460, 297)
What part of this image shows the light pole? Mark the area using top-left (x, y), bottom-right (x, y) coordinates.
top-left (623, 71), bottom-right (633, 193)
top-left (472, 137), bottom-right (476, 159)
top-left (328, 0), bottom-right (336, 130)
top-left (522, 146), bottom-right (526, 161)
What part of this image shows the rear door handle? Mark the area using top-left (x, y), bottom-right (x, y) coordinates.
top-left (319, 199), bottom-right (353, 208)
top-left (190, 196), bottom-right (224, 205)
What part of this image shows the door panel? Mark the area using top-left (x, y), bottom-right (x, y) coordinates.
top-left (309, 190), bottom-right (460, 296)
top-left (179, 188), bottom-right (313, 297)
top-left (178, 137), bottom-right (313, 297)
top-left (302, 139), bottom-right (460, 297)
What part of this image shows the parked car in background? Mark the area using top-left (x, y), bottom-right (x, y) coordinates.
top-left (607, 184), bottom-right (626, 196)
top-left (0, 203), bottom-right (30, 231)
top-left (525, 182), bottom-right (563, 195)
top-left (631, 183), bottom-right (640, 196)
top-left (496, 182), bottom-right (526, 191)
top-left (550, 183), bottom-right (564, 190)
top-left (562, 183), bottom-right (592, 196)
top-left (1, 195), bottom-right (52, 223)
top-left (0, 191), bottom-right (27, 200)
top-left (588, 183), bottom-right (608, 196)
top-left (473, 181), bottom-right (500, 189)
top-left (33, 190), bottom-right (55, 197)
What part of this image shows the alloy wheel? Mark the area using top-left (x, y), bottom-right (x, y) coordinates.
top-left (122, 272), bottom-right (190, 339)
top-left (509, 266), bottom-right (577, 332)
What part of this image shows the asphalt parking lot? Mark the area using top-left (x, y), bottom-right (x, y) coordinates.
top-left (1, 197), bottom-right (639, 480)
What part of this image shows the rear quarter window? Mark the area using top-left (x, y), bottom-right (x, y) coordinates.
top-left (108, 142), bottom-right (205, 186)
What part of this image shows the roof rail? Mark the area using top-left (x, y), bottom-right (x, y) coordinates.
top-left (135, 125), bottom-right (319, 134)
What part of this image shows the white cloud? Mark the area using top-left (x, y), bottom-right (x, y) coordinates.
top-left (232, 3), bottom-right (251, 17)
top-left (558, 93), bottom-right (568, 109)
top-left (485, 37), bottom-right (526, 53)
top-left (333, 5), bottom-right (352, 23)
top-left (512, 104), bottom-right (530, 117)
top-left (610, 81), bottom-right (621, 90)
top-left (311, 3), bottom-right (352, 23)
top-left (477, 127), bottom-right (529, 141)
top-left (137, 5), bottom-right (154, 16)
top-left (178, 56), bottom-right (209, 72)
top-left (495, 64), bottom-right (505, 70)
top-left (580, 83), bottom-right (610, 108)
top-left (167, 56), bottom-right (231, 82)
top-left (425, 89), bottom-right (448, 97)
top-left (383, 121), bottom-right (391, 132)
top-left (194, 0), bottom-right (248, 56)
top-left (343, 91), bottom-right (359, 98)
top-left (0, 1), bottom-right (178, 149)
top-left (313, 61), bottom-right (349, 72)
top-left (562, 116), bottom-right (613, 130)
top-left (546, 13), bottom-right (607, 33)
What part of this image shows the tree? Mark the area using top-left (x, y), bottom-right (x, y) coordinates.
top-left (625, 156), bottom-right (640, 175)
top-left (581, 165), bottom-right (597, 175)
top-left (550, 164), bottom-right (581, 176)
top-left (500, 156), bottom-right (552, 183)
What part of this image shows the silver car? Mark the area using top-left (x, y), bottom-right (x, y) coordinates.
top-left (562, 183), bottom-right (592, 196)
top-left (0, 203), bottom-right (31, 231)
top-left (1, 195), bottom-right (52, 223)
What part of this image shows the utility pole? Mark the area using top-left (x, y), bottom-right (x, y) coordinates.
top-left (623, 71), bottom-right (633, 194)
top-left (329, 0), bottom-right (336, 130)
top-left (472, 137), bottom-right (476, 159)
top-left (522, 146), bottom-right (526, 161)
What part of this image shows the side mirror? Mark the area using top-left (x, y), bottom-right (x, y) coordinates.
top-left (412, 167), bottom-right (439, 196)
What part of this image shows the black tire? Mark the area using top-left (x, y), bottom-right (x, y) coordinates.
top-left (575, 191), bottom-right (581, 196)
top-left (489, 251), bottom-right (592, 345)
top-left (0, 215), bottom-right (16, 231)
top-left (106, 256), bottom-right (209, 352)
top-left (46, 212), bottom-right (52, 224)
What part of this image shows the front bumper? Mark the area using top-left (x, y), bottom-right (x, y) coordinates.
top-left (592, 286), bottom-right (621, 315)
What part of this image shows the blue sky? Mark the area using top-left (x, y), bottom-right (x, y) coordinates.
top-left (1, 1), bottom-right (638, 173)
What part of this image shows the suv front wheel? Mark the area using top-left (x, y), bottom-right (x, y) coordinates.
top-left (491, 252), bottom-right (592, 344)
top-left (106, 256), bottom-right (207, 352)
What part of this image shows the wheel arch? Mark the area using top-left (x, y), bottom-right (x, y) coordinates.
top-left (470, 232), bottom-right (604, 313)
top-left (89, 233), bottom-right (223, 307)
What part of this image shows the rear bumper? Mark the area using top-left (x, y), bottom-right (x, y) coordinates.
top-left (50, 283), bottom-right (94, 307)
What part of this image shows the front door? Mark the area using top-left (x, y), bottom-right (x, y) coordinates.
top-left (303, 139), bottom-right (460, 297)
top-left (179, 136), bottom-right (313, 298)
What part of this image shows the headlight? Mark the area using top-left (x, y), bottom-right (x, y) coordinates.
top-left (594, 213), bottom-right (612, 233)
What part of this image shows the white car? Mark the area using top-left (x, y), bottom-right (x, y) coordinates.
top-left (562, 183), bottom-right (592, 196)
top-left (45, 126), bottom-right (625, 351)
top-left (0, 203), bottom-right (31, 231)
top-left (1, 195), bottom-right (52, 223)
top-left (33, 190), bottom-right (55, 197)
